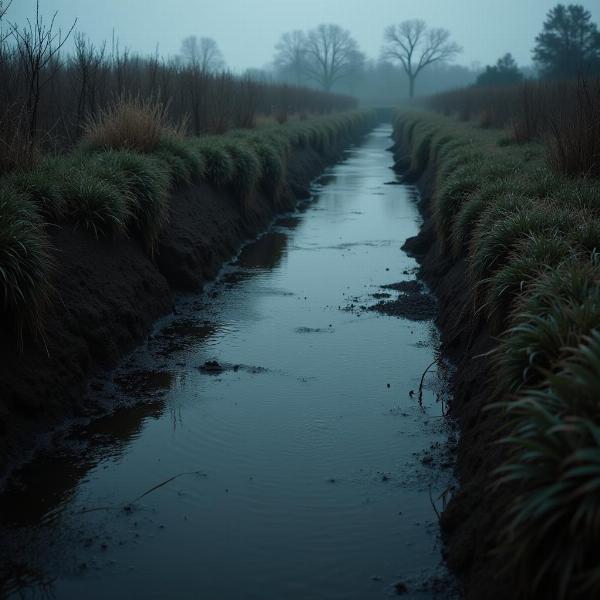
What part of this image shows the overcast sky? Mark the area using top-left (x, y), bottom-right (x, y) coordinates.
top-left (6, 0), bottom-right (600, 71)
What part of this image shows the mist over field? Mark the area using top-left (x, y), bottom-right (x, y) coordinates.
top-left (8, 0), bottom-right (599, 70)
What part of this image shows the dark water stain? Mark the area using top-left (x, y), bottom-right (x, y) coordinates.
top-left (0, 126), bottom-right (458, 600)
top-left (114, 370), bottom-right (174, 398)
top-left (314, 173), bottom-right (338, 186)
top-left (275, 216), bottom-right (301, 229)
top-left (150, 319), bottom-right (216, 355)
top-left (234, 231), bottom-right (288, 269)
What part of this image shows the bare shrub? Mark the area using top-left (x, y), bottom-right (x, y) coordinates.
top-left (546, 77), bottom-right (600, 177)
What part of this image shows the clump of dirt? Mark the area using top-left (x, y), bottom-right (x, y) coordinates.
top-left (369, 289), bottom-right (436, 321)
top-left (382, 280), bottom-right (423, 294)
top-left (198, 360), bottom-right (267, 375)
top-left (294, 326), bottom-right (333, 334)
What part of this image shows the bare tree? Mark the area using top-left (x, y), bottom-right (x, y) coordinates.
top-left (274, 30), bottom-right (307, 85)
top-left (382, 20), bottom-right (461, 98)
top-left (303, 24), bottom-right (364, 91)
top-left (0, 0), bottom-right (12, 41)
top-left (180, 35), bottom-right (225, 73)
top-left (9, 0), bottom-right (76, 151)
top-left (72, 33), bottom-right (106, 129)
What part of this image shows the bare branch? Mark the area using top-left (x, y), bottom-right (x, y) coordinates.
top-left (180, 35), bottom-right (225, 73)
top-left (302, 24), bottom-right (364, 91)
top-left (381, 19), bottom-right (461, 98)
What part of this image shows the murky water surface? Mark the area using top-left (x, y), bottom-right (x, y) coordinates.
top-left (0, 126), bottom-right (458, 599)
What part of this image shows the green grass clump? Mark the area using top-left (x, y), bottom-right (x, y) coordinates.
top-left (450, 179), bottom-right (517, 255)
top-left (92, 151), bottom-right (170, 253)
top-left (155, 136), bottom-right (205, 185)
top-left (193, 137), bottom-right (235, 187)
top-left (61, 167), bottom-right (129, 239)
top-left (496, 332), bottom-right (600, 599)
top-left (249, 139), bottom-right (285, 195)
top-left (8, 162), bottom-right (67, 221)
top-left (227, 130), bottom-right (286, 196)
top-left (469, 205), bottom-right (574, 284)
top-left (482, 233), bottom-right (573, 322)
top-left (517, 256), bottom-right (600, 317)
top-left (223, 141), bottom-right (262, 202)
top-left (0, 184), bottom-right (52, 341)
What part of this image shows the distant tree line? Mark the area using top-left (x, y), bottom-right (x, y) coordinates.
top-left (270, 3), bottom-right (600, 100)
top-left (273, 20), bottom-right (461, 99)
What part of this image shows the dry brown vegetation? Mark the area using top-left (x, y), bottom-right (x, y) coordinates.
top-left (0, 7), bottom-right (356, 175)
top-left (427, 77), bottom-right (600, 178)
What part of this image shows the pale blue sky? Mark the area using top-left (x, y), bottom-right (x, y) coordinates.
top-left (6, 0), bottom-right (599, 71)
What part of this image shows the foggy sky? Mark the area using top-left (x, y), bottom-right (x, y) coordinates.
top-left (7, 0), bottom-right (600, 72)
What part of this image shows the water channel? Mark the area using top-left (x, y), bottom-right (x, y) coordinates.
top-left (0, 125), bottom-right (458, 600)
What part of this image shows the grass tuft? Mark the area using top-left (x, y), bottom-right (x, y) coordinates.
top-left (0, 184), bottom-right (53, 342)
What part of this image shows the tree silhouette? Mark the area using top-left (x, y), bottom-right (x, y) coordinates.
top-left (274, 30), bottom-right (308, 86)
top-left (180, 36), bottom-right (225, 73)
top-left (382, 20), bottom-right (461, 98)
top-left (303, 24), bottom-right (364, 91)
top-left (533, 4), bottom-right (600, 78)
top-left (476, 53), bottom-right (523, 87)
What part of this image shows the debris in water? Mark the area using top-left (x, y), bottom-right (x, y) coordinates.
top-left (200, 360), bottom-right (224, 374)
top-left (394, 581), bottom-right (408, 595)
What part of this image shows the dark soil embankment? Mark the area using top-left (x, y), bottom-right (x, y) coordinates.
top-left (393, 150), bottom-right (514, 599)
top-left (0, 140), bottom-right (354, 479)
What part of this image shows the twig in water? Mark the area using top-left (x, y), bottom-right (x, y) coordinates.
top-left (418, 360), bottom-right (437, 406)
top-left (428, 485), bottom-right (441, 522)
top-left (76, 470), bottom-right (206, 515)
top-left (429, 484), bottom-right (456, 522)
top-left (128, 471), bottom-right (206, 504)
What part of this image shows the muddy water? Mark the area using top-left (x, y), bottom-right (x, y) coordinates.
top-left (0, 126), bottom-right (458, 600)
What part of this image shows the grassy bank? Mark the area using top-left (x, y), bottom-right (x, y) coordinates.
top-left (393, 109), bottom-right (600, 599)
top-left (0, 107), bottom-right (374, 345)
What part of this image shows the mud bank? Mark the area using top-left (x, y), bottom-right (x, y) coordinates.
top-left (392, 144), bottom-right (514, 599)
top-left (0, 133), bottom-right (369, 479)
